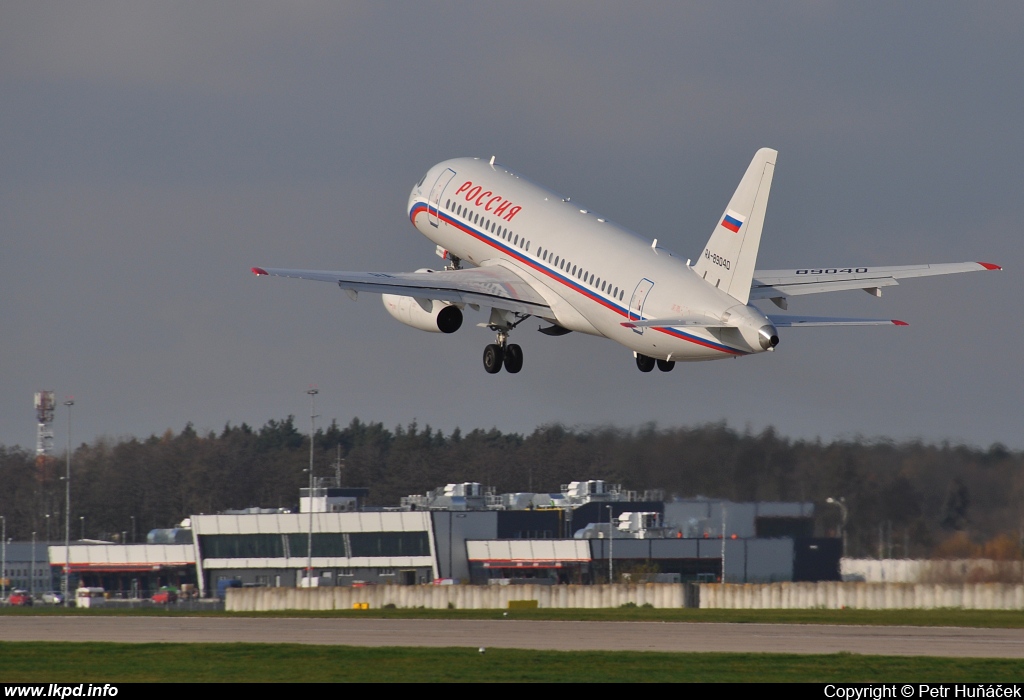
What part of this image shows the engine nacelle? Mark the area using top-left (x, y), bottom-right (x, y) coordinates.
top-left (758, 324), bottom-right (780, 350)
top-left (382, 294), bottom-right (463, 334)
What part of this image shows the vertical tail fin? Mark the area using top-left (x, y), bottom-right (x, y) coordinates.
top-left (693, 148), bottom-right (777, 304)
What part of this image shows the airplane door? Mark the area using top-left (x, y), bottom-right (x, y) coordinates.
top-left (427, 168), bottom-right (456, 227)
top-left (628, 278), bottom-right (654, 335)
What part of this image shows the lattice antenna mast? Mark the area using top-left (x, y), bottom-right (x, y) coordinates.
top-left (35, 391), bottom-right (56, 457)
top-left (34, 391), bottom-right (57, 484)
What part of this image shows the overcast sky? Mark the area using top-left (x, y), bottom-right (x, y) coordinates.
top-left (2, 2), bottom-right (1020, 452)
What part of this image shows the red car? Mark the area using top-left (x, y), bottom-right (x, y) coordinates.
top-left (151, 589), bottom-right (178, 604)
top-left (8, 590), bottom-right (33, 606)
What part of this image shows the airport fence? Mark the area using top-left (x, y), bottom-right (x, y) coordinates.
top-left (226, 582), bottom-right (686, 611)
top-left (226, 581), bottom-right (1024, 611)
top-left (698, 581), bottom-right (1024, 610)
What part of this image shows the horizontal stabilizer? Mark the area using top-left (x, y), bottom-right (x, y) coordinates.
top-left (768, 315), bottom-right (908, 328)
top-left (751, 261), bottom-right (1000, 300)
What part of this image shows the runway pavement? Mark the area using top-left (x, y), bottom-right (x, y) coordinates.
top-left (3, 617), bottom-right (1024, 658)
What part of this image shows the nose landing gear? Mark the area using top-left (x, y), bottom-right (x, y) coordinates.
top-left (635, 353), bottom-right (675, 372)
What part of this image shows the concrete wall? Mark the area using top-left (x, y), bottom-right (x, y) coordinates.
top-left (227, 581), bottom-right (1024, 610)
top-left (699, 582), bottom-right (1024, 610)
top-left (226, 583), bottom-right (686, 610)
top-left (842, 558), bottom-right (1024, 584)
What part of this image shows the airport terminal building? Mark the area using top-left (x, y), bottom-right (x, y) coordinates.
top-left (44, 479), bottom-right (836, 598)
top-left (193, 511), bottom-right (437, 593)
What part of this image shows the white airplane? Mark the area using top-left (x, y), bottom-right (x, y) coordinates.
top-left (252, 149), bottom-right (1000, 374)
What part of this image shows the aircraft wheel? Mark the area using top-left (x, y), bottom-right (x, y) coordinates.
top-left (635, 354), bottom-right (656, 372)
top-left (483, 344), bottom-right (504, 374)
top-left (657, 359), bottom-right (675, 372)
top-left (503, 344), bottom-right (524, 374)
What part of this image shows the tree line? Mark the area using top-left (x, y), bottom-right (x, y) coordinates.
top-left (1, 418), bottom-right (1021, 559)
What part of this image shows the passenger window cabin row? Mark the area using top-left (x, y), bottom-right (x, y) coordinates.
top-left (445, 199), bottom-right (626, 303)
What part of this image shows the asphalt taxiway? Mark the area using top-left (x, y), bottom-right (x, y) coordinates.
top-left (3, 617), bottom-right (1023, 658)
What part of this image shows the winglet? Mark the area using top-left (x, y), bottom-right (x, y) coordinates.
top-left (978, 262), bottom-right (1002, 271)
top-left (892, 320), bottom-right (909, 326)
top-left (251, 267), bottom-right (269, 276)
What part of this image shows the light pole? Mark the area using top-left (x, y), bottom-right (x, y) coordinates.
top-left (304, 387), bottom-right (319, 588)
top-left (827, 497), bottom-right (849, 558)
top-left (130, 516), bottom-right (136, 544)
top-left (606, 505), bottom-right (613, 584)
top-left (1, 515), bottom-right (6, 602)
top-left (79, 516), bottom-right (85, 540)
top-left (30, 531), bottom-right (36, 599)
top-left (720, 504), bottom-right (727, 584)
top-left (63, 398), bottom-right (73, 608)
top-left (45, 514), bottom-right (51, 543)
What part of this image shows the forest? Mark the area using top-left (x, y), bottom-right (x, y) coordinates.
top-left (1, 418), bottom-right (1021, 560)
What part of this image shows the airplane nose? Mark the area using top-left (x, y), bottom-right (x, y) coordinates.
top-left (758, 324), bottom-right (780, 350)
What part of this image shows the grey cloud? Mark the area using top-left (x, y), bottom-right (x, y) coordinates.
top-left (0, 3), bottom-right (1019, 450)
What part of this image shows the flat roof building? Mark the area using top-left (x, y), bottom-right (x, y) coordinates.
top-left (34, 480), bottom-right (833, 598)
top-left (191, 511), bottom-right (437, 595)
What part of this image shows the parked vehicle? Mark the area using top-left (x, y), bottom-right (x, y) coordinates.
top-left (75, 587), bottom-right (106, 608)
top-left (8, 590), bottom-right (33, 606)
top-left (216, 579), bottom-right (242, 599)
top-left (151, 588), bottom-right (178, 604)
top-left (41, 591), bottom-right (64, 605)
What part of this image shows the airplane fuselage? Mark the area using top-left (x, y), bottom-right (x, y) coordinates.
top-left (408, 157), bottom-right (772, 362)
top-left (253, 148), bottom-right (997, 375)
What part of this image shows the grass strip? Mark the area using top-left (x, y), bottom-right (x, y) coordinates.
top-left (0, 642), bottom-right (1020, 683)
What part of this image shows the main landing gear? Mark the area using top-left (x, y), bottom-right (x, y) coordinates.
top-left (482, 312), bottom-right (527, 374)
top-left (483, 339), bottom-right (523, 374)
top-left (635, 353), bottom-right (675, 372)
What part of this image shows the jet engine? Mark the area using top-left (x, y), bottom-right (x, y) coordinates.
top-left (758, 324), bottom-right (780, 350)
top-left (382, 294), bottom-right (463, 334)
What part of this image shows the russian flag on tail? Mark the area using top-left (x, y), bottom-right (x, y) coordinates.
top-left (720, 209), bottom-right (745, 233)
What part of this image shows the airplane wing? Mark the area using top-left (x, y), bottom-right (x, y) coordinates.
top-left (750, 261), bottom-right (1001, 302)
top-left (250, 264), bottom-right (552, 317)
top-left (767, 315), bottom-right (908, 327)
top-left (623, 314), bottom-right (906, 329)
